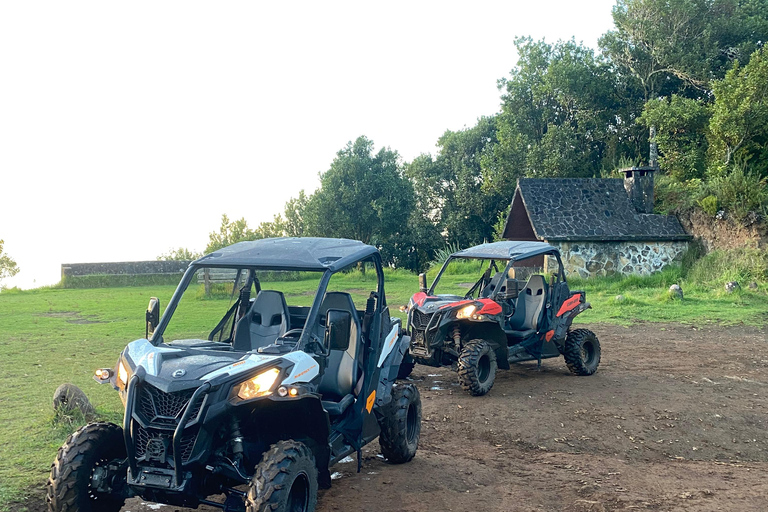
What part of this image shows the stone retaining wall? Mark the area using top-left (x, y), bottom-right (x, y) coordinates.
top-left (545, 241), bottom-right (688, 278)
top-left (61, 261), bottom-right (192, 278)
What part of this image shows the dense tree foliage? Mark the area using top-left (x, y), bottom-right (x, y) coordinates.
top-left (204, 0), bottom-right (767, 268)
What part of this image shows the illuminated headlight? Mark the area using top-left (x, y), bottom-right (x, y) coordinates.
top-left (117, 360), bottom-right (129, 387)
top-left (235, 368), bottom-right (281, 400)
top-left (456, 304), bottom-right (476, 319)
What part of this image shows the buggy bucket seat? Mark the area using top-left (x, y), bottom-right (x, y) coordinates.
top-left (233, 290), bottom-right (291, 351)
top-left (317, 292), bottom-right (362, 416)
top-left (507, 275), bottom-right (547, 339)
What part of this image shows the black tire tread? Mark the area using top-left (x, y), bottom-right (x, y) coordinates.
top-left (246, 440), bottom-right (318, 512)
top-left (457, 339), bottom-right (498, 396)
top-left (563, 328), bottom-right (601, 376)
top-left (46, 422), bottom-right (126, 512)
top-left (378, 384), bottom-right (421, 464)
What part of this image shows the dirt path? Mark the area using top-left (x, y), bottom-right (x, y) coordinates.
top-left (23, 323), bottom-right (768, 511)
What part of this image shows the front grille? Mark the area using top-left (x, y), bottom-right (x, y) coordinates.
top-left (411, 310), bottom-right (433, 330)
top-left (140, 386), bottom-right (196, 421)
top-left (132, 383), bottom-right (205, 467)
top-left (133, 424), bottom-right (198, 464)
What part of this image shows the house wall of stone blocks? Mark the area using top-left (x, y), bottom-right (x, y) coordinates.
top-left (544, 240), bottom-right (688, 278)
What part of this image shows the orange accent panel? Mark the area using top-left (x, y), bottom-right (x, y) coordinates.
top-left (545, 330), bottom-right (554, 342)
top-left (477, 299), bottom-right (503, 315)
top-left (556, 294), bottom-right (581, 317)
top-left (366, 391), bottom-right (376, 413)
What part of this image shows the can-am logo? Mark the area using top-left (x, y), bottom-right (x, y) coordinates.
top-left (172, 369), bottom-right (186, 378)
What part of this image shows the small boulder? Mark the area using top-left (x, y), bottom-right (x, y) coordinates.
top-left (615, 294), bottom-right (625, 303)
top-left (748, 282), bottom-right (758, 290)
top-left (53, 383), bottom-right (95, 416)
top-left (668, 284), bottom-right (683, 300)
top-left (725, 281), bottom-right (740, 294)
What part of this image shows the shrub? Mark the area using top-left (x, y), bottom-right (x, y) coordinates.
top-left (698, 195), bottom-right (718, 216)
top-left (704, 164), bottom-right (768, 222)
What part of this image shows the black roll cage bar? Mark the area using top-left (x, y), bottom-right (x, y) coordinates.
top-left (149, 254), bottom-right (386, 352)
top-left (427, 249), bottom-right (566, 296)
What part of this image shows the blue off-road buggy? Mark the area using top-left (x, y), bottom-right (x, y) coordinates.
top-left (47, 238), bottom-right (421, 512)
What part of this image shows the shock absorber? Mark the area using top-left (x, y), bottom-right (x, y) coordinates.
top-left (452, 325), bottom-right (461, 347)
top-left (229, 417), bottom-right (244, 464)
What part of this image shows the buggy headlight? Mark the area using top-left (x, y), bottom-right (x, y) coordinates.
top-left (235, 368), bottom-right (281, 400)
top-left (456, 304), bottom-right (476, 319)
top-left (117, 360), bottom-right (129, 386)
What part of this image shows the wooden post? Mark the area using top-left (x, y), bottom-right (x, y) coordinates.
top-left (204, 268), bottom-right (211, 296)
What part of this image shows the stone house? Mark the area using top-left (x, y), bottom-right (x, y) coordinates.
top-left (501, 168), bottom-right (692, 277)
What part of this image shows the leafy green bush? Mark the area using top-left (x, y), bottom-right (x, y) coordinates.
top-left (704, 164), bottom-right (768, 221)
top-left (698, 195), bottom-right (718, 216)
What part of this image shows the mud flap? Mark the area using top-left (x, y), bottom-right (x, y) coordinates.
top-left (551, 295), bottom-right (591, 347)
top-left (375, 335), bottom-right (410, 408)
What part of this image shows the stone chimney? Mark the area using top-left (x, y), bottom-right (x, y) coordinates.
top-left (621, 167), bottom-right (656, 214)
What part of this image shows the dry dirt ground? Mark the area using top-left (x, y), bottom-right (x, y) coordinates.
top-left (24, 323), bottom-right (768, 511)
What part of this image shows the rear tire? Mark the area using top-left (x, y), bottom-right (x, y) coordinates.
top-left (457, 339), bottom-right (497, 396)
top-left (46, 422), bottom-right (127, 512)
top-left (246, 440), bottom-right (318, 512)
top-left (564, 328), bottom-right (601, 376)
top-left (378, 384), bottom-right (421, 463)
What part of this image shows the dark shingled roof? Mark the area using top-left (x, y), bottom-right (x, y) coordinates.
top-left (505, 178), bottom-right (691, 242)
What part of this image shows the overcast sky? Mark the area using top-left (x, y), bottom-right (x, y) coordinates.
top-left (0, 1), bottom-right (616, 289)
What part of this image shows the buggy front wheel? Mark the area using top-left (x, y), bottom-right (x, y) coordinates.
top-left (247, 440), bottom-right (318, 512)
top-left (46, 422), bottom-right (127, 512)
top-left (457, 339), bottom-right (498, 396)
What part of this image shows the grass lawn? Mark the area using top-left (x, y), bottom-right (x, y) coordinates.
top-left (1, 268), bottom-right (766, 509)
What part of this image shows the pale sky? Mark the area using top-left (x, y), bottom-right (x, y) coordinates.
top-left (0, 1), bottom-right (616, 289)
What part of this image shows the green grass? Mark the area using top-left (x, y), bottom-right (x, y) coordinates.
top-left (1, 266), bottom-right (767, 508)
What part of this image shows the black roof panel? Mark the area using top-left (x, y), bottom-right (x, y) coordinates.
top-left (452, 241), bottom-right (558, 261)
top-left (193, 237), bottom-right (379, 272)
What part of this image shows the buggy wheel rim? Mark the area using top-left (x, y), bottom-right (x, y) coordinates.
top-left (406, 401), bottom-right (418, 444)
top-left (477, 353), bottom-right (491, 383)
top-left (582, 341), bottom-right (595, 365)
top-left (287, 471), bottom-right (310, 512)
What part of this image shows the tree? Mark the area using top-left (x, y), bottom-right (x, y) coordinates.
top-left (304, 136), bottom-right (415, 267)
top-left (708, 46), bottom-right (768, 176)
top-left (157, 247), bottom-right (202, 261)
top-left (206, 214), bottom-right (261, 253)
top-left (639, 95), bottom-right (711, 181)
top-left (491, 38), bottom-right (636, 180)
top-left (407, 116), bottom-right (500, 248)
top-left (281, 190), bottom-right (309, 238)
top-left (0, 239), bottom-right (20, 284)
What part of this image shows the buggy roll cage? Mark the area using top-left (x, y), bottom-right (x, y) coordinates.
top-left (427, 243), bottom-right (566, 296)
top-left (148, 254), bottom-right (386, 353)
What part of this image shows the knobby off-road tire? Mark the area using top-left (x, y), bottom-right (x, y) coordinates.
top-left (457, 339), bottom-right (498, 396)
top-left (46, 422), bottom-right (127, 512)
top-left (564, 328), bottom-right (601, 376)
top-left (378, 383), bottom-right (421, 463)
top-left (246, 440), bottom-right (318, 512)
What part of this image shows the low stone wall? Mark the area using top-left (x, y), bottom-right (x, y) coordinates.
top-left (545, 240), bottom-right (688, 278)
top-left (61, 261), bottom-right (192, 278)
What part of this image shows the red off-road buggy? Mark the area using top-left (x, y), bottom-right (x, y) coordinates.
top-left (402, 241), bottom-right (600, 395)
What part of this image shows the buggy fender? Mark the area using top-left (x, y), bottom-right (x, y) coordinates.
top-left (374, 334), bottom-right (410, 408)
top-left (552, 301), bottom-right (591, 346)
top-left (463, 324), bottom-right (509, 370)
